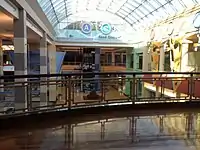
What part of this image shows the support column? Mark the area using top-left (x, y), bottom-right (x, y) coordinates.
top-left (14, 9), bottom-right (27, 109)
top-left (159, 46), bottom-right (165, 71)
top-left (133, 50), bottom-right (137, 70)
top-left (142, 47), bottom-right (151, 98)
top-left (112, 52), bottom-right (115, 66)
top-left (0, 39), bottom-right (3, 97)
top-left (125, 48), bottom-right (132, 96)
top-left (48, 44), bottom-right (56, 102)
top-left (40, 33), bottom-right (48, 107)
top-left (95, 48), bottom-right (101, 91)
top-left (156, 46), bottom-right (165, 97)
top-left (0, 39), bottom-right (3, 76)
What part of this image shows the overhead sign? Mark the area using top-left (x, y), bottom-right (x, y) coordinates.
top-left (81, 22), bottom-right (92, 34)
top-left (100, 23), bottom-right (112, 35)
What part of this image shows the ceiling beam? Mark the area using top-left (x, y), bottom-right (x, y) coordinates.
top-left (0, 0), bottom-right (19, 19)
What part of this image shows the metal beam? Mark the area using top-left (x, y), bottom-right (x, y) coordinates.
top-left (55, 41), bottom-right (133, 48)
top-left (26, 19), bottom-right (43, 37)
top-left (14, 0), bottom-right (54, 41)
top-left (47, 37), bottom-right (53, 44)
top-left (0, 0), bottom-right (19, 19)
top-left (27, 18), bottom-right (52, 44)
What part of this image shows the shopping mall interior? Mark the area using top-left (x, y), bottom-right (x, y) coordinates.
top-left (1, 0), bottom-right (200, 149)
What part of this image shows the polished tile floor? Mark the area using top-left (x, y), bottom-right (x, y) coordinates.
top-left (56, 86), bottom-right (128, 105)
top-left (0, 111), bottom-right (200, 150)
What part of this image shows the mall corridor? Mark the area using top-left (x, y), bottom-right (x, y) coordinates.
top-left (0, 0), bottom-right (200, 149)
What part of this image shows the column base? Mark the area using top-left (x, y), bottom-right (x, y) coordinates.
top-left (14, 103), bottom-right (26, 110)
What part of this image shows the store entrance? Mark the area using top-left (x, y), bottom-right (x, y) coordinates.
top-left (82, 48), bottom-right (96, 92)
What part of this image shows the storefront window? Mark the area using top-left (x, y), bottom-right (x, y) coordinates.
top-left (123, 55), bottom-right (126, 65)
top-left (115, 54), bottom-right (121, 65)
top-left (130, 54), bottom-right (134, 68)
top-left (138, 55), bottom-right (143, 69)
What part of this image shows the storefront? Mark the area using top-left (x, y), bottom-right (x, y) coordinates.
top-left (142, 13), bottom-right (200, 98)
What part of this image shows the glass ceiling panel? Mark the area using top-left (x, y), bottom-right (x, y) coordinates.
top-left (37, 0), bottom-right (200, 31)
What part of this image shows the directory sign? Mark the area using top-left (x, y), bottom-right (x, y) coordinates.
top-left (81, 22), bottom-right (92, 34)
top-left (100, 23), bottom-right (112, 35)
top-left (55, 21), bottom-right (135, 43)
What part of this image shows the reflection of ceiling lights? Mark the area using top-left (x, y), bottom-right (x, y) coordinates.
top-left (2, 45), bottom-right (14, 50)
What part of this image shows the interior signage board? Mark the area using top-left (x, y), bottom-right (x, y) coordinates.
top-left (55, 21), bottom-right (134, 43)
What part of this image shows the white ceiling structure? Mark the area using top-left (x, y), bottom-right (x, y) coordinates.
top-left (37, 0), bottom-right (200, 31)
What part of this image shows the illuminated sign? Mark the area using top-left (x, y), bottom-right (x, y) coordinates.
top-left (100, 23), bottom-right (112, 35)
top-left (81, 22), bottom-right (92, 34)
top-left (3, 65), bottom-right (14, 71)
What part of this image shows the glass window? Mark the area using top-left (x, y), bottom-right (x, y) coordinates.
top-left (37, 0), bottom-right (200, 32)
top-left (134, 9), bottom-right (145, 18)
top-left (138, 55), bottom-right (143, 70)
top-left (158, 0), bottom-right (167, 5)
top-left (123, 54), bottom-right (126, 64)
top-left (130, 54), bottom-right (134, 68)
top-left (171, 0), bottom-right (185, 11)
top-left (149, 0), bottom-right (161, 8)
top-left (181, 0), bottom-right (196, 8)
top-left (107, 53), bottom-right (112, 65)
top-left (115, 54), bottom-right (121, 65)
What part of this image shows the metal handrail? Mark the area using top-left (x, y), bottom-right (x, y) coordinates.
top-left (0, 72), bottom-right (198, 116)
top-left (0, 71), bottom-right (199, 79)
top-left (62, 62), bottom-right (126, 66)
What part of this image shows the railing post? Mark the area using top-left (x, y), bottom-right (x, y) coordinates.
top-left (27, 82), bottom-right (32, 111)
top-left (0, 78), bottom-right (4, 101)
top-left (132, 74), bottom-right (136, 104)
top-left (159, 116), bottom-right (164, 133)
top-left (65, 76), bottom-right (68, 105)
top-left (47, 77), bottom-right (50, 106)
top-left (161, 79), bottom-right (164, 99)
top-left (68, 75), bottom-right (72, 109)
top-left (129, 79), bottom-right (132, 101)
top-left (101, 81), bottom-right (104, 102)
top-left (189, 73), bottom-right (194, 101)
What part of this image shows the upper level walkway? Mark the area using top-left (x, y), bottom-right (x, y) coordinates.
top-left (0, 71), bottom-right (199, 117)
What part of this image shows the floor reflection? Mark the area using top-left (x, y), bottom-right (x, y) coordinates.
top-left (1, 112), bottom-right (200, 150)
